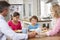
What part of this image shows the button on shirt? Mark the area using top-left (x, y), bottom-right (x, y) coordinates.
top-left (0, 15), bottom-right (28, 40)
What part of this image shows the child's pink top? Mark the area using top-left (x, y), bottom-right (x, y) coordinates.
top-left (8, 20), bottom-right (22, 30)
top-left (46, 18), bottom-right (60, 36)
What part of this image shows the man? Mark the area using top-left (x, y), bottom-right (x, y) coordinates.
top-left (0, 1), bottom-right (28, 40)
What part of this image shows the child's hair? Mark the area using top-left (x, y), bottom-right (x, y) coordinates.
top-left (11, 12), bottom-right (20, 20)
top-left (30, 16), bottom-right (38, 22)
top-left (13, 12), bottom-right (20, 17)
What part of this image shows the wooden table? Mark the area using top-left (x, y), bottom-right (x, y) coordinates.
top-left (29, 36), bottom-right (60, 40)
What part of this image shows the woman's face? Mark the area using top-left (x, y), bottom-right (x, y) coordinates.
top-left (13, 16), bottom-right (20, 22)
top-left (51, 8), bottom-right (56, 18)
top-left (51, 6), bottom-right (60, 18)
top-left (31, 18), bottom-right (37, 25)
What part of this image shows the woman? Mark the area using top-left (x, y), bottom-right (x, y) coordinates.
top-left (8, 12), bottom-right (22, 32)
top-left (40, 4), bottom-right (60, 37)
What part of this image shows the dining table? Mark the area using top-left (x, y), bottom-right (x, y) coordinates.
top-left (28, 36), bottom-right (60, 40)
top-left (28, 28), bottom-right (60, 40)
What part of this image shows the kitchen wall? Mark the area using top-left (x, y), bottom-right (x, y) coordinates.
top-left (3, 0), bottom-right (41, 20)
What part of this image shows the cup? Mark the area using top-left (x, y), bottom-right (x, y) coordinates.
top-left (22, 28), bottom-right (28, 34)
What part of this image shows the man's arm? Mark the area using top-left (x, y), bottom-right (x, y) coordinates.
top-left (0, 20), bottom-right (28, 40)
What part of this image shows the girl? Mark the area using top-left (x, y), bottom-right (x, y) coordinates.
top-left (8, 12), bottom-right (22, 32)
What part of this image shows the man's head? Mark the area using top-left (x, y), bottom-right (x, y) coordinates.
top-left (0, 1), bottom-right (10, 17)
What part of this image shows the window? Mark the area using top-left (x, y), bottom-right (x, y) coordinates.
top-left (40, 1), bottom-right (51, 18)
top-left (23, 4), bottom-right (25, 17)
top-left (29, 4), bottom-right (31, 16)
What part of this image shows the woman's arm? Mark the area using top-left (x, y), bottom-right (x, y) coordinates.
top-left (46, 19), bottom-right (60, 36)
top-left (40, 19), bottom-right (60, 37)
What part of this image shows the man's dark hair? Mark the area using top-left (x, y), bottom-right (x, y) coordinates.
top-left (0, 1), bottom-right (10, 13)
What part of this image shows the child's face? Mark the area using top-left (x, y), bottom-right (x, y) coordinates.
top-left (31, 18), bottom-right (37, 25)
top-left (13, 16), bottom-right (20, 22)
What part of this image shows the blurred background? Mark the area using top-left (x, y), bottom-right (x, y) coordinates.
top-left (0, 0), bottom-right (60, 28)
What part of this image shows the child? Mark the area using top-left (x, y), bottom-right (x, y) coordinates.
top-left (28, 16), bottom-right (40, 38)
top-left (8, 12), bottom-right (22, 32)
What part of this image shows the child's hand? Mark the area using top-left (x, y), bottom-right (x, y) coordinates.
top-left (28, 31), bottom-right (37, 38)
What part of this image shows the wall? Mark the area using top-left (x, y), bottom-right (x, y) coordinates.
top-left (4, 0), bottom-right (24, 21)
top-left (58, 0), bottom-right (60, 5)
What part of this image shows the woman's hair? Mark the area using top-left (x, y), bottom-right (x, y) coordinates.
top-left (11, 12), bottom-right (20, 20)
top-left (51, 4), bottom-right (60, 18)
top-left (30, 16), bottom-right (38, 22)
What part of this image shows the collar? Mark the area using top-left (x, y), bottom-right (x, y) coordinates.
top-left (0, 14), bottom-right (5, 20)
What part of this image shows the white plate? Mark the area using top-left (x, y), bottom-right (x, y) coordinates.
top-left (29, 29), bottom-right (35, 31)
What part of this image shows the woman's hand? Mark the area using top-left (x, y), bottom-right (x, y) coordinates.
top-left (40, 32), bottom-right (48, 37)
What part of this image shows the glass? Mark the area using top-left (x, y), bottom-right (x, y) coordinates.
top-left (22, 28), bottom-right (28, 34)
